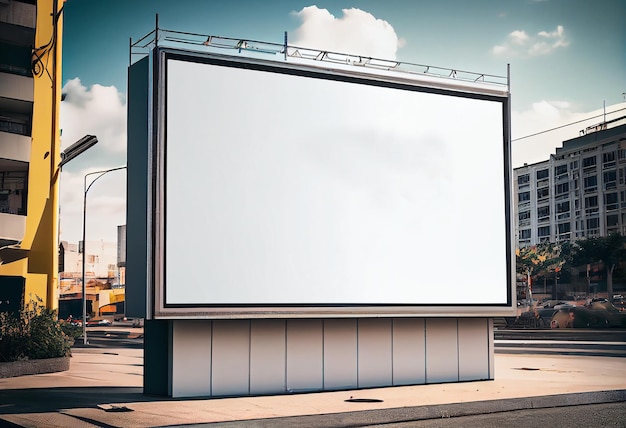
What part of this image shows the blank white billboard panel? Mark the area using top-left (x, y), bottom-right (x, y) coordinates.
top-left (156, 50), bottom-right (512, 316)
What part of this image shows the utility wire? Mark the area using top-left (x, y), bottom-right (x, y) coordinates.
top-left (512, 107), bottom-right (626, 142)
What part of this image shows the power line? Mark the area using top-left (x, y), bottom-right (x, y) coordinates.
top-left (512, 107), bottom-right (626, 142)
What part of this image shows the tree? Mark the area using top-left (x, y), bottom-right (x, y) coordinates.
top-left (572, 233), bottom-right (626, 299)
top-left (516, 242), bottom-right (573, 301)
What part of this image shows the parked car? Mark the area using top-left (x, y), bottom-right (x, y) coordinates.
top-left (86, 318), bottom-right (112, 326)
top-left (611, 295), bottom-right (625, 311)
top-left (550, 300), bottom-right (626, 328)
top-left (65, 316), bottom-right (82, 326)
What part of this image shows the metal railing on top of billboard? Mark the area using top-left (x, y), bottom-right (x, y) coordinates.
top-left (130, 23), bottom-right (509, 92)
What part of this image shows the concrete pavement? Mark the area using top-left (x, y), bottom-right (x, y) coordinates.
top-left (0, 346), bottom-right (625, 427)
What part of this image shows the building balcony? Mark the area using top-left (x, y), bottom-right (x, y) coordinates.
top-left (0, 130), bottom-right (30, 162)
top-left (0, 71), bottom-right (33, 102)
top-left (0, 212), bottom-right (26, 243)
top-left (0, 2), bottom-right (36, 29)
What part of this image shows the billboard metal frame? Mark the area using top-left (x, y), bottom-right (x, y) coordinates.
top-left (148, 45), bottom-right (514, 319)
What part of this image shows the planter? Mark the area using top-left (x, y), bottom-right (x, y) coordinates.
top-left (0, 356), bottom-right (70, 378)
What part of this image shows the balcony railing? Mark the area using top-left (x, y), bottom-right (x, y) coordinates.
top-left (0, 119), bottom-right (29, 136)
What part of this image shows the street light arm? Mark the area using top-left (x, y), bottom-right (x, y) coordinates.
top-left (81, 164), bottom-right (127, 345)
top-left (84, 166), bottom-right (128, 195)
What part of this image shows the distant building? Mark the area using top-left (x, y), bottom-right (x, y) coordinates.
top-left (514, 118), bottom-right (626, 248)
top-left (0, 0), bottom-right (63, 313)
top-left (58, 239), bottom-right (121, 319)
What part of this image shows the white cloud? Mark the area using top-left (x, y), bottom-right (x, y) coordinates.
top-left (60, 78), bottom-right (126, 153)
top-left (509, 30), bottom-right (529, 45)
top-left (492, 45), bottom-right (508, 55)
top-left (492, 25), bottom-right (568, 57)
top-left (511, 101), bottom-right (626, 167)
top-left (59, 79), bottom-right (127, 245)
top-left (291, 6), bottom-right (402, 60)
top-left (538, 25), bottom-right (564, 39)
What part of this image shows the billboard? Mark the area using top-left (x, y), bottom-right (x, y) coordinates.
top-left (151, 48), bottom-right (513, 318)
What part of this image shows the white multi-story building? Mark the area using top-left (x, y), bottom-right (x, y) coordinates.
top-left (514, 118), bottom-right (626, 248)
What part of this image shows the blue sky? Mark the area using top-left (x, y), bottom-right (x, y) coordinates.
top-left (58, 0), bottom-right (626, 244)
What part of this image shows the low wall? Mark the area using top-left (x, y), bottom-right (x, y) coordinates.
top-left (0, 356), bottom-right (70, 378)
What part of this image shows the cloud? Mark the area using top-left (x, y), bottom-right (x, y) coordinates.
top-left (59, 79), bottom-right (127, 244)
top-left (60, 78), bottom-right (126, 154)
top-left (291, 6), bottom-right (402, 60)
top-left (509, 30), bottom-right (529, 45)
top-left (492, 25), bottom-right (568, 57)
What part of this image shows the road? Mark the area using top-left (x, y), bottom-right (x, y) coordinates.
top-left (73, 325), bottom-right (144, 349)
top-left (358, 402), bottom-right (626, 428)
top-left (494, 328), bottom-right (626, 357)
top-left (74, 324), bottom-right (626, 357)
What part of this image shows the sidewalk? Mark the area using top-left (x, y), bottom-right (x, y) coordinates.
top-left (0, 348), bottom-right (624, 427)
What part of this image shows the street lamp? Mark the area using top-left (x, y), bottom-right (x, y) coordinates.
top-left (60, 135), bottom-right (98, 168)
top-left (81, 165), bottom-right (127, 344)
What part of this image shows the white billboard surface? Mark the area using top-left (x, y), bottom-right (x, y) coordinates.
top-left (157, 51), bottom-right (511, 315)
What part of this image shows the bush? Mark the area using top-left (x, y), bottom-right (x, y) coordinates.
top-left (0, 296), bottom-right (75, 362)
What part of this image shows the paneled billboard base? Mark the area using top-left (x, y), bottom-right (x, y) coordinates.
top-left (143, 317), bottom-right (494, 398)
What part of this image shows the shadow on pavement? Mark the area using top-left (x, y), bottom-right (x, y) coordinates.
top-left (0, 386), bottom-right (149, 415)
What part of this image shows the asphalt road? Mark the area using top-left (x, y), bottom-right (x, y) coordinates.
top-left (361, 402), bottom-right (626, 428)
top-left (73, 326), bottom-right (626, 357)
top-left (494, 328), bottom-right (626, 357)
top-left (182, 401), bottom-right (626, 428)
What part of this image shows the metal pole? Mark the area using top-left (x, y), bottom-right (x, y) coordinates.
top-left (81, 166), bottom-right (127, 345)
top-left (81, 175), bottom-right (88, 344)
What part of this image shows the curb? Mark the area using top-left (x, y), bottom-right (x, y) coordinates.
top-left (203, 390), bottom-right (626, 427)
top-left (0, 356), bottom-right (70, 378)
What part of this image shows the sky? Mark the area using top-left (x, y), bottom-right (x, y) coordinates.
top-left (58, 0), bottom-right (626, 245)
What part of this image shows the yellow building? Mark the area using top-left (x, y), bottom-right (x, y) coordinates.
top-left (0, 0), bottom-right (63, 312)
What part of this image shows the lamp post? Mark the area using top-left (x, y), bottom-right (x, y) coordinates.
top-left (81, 165), bottom-right (127, 344)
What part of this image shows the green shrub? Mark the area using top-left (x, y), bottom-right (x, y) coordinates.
top-left (0, 296), bottom-right (74, 362)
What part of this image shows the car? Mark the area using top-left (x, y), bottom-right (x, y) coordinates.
top-left (611, 296), bottom-right (625, 311)
top-left (550, 300), bottom-right (626, 328)
top-left (86, 318), bottom-right (112, 326)
top-left (65, 316), bottom-right (82, 327)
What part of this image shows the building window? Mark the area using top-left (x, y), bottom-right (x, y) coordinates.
top-left (603, 151), bottom-right (616, 167)
top-left (555, 182), bottom-right (569, 195)
top-left (519, 229), bottom-right (531, 240)
top-left (586, 217), bottom-right (599, 230)
top-left (537, 187), bottom-right (549, 200)
top-left (519, 210), bottom-right (530, 221)
top-left (585, 196), bottom-right (598, 208)
top-left (0, 42), bottom-right (34, 77)
top-left (583, 175), bottom-right (597, 190)
top-left (518, 174), bottom-right (529, 185)
top-left (538, 226), bottom-right (550, 237)
top-left (554, 164), bottom-right (567, 176)
top-left (0, 166), bottom-right (28, 215)
top-left (537, 206), bottom-right (550, 221)
top-left (605, 192), bottom-right (618, 210)
top-left (582, 156), bottom-right (596, 169)
top-left (518, 191), bottom-right (530, 202)
top-left (556, 201), bottom-right (570, 213)
top-left (603, 170), bottom-right (617, 189)
top-left (536, 169), bottom-right (549, 180)
top-left (558, 223), bottom-right (571, 234)
top-left (570, 160), bottom-right (579, 169)
top-left (607, 214), bottom-right (619, 227)
top-left (0, 112), bottom-right (31, 136)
